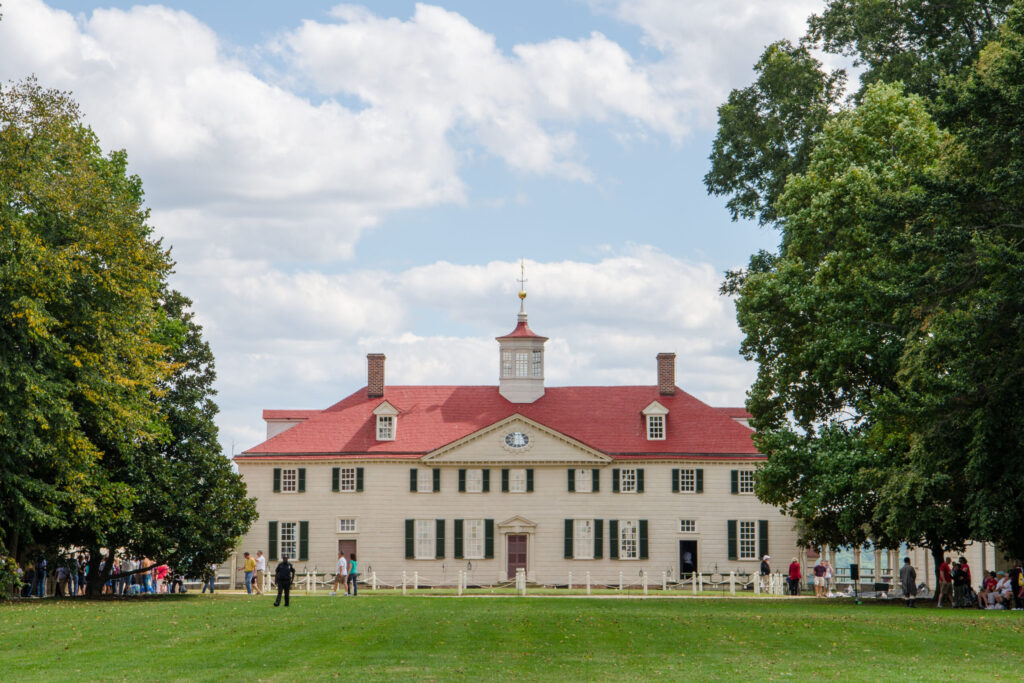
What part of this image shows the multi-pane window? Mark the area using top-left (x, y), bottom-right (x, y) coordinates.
top-left (679, 469), bottom-right (696, 492)
top-left (338, 518), bottom-right (357, 533)
top-left (415, 519), bottom-right (435, 559)
top-left (680, 519), bottom-right (696, 533)
top-left (417, 469), bottom-right (434, 493)
top-left (647, 415), bottom-right (665, 440)
top-left (502, 351), bottom-right (513, 377)
top-left (532, 350), bottom-right (543, 377)
top-left (338, 467), bottom-right (357, 492)
top-left (619, 520), bottom-right (639, 559)
top-left (281, 468), bottom-right (298, 493)
top-left (574, 469), bottom-right (592, 493)
top-left (574, 519), bottom-right (595, 559)
top-left (509, 469), bottom-right (527, 493)
top-left (466, 469), bottom-right (483, 493)
top-left (376, 415), bottom-right (394, 440)
top-left (739, 521), bottom-right (756, 559)
top-left (280, 522), bottom-right (297, 560)
top-left (464, 519), bottom-right (485, 559)
top-left (619, 468), bottom-right (638, 493)
top-left (515, 352), bottom-right (529, 377)
top-left (738, 471), bottom-right (755, 494)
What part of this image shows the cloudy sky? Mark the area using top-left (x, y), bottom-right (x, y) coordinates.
top-left (0, 0), bottom-right (833, 454)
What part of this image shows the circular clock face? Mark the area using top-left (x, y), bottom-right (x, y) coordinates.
top-left (504, 432), bottom-right (529, 448)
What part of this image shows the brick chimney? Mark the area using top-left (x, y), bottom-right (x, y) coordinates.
top-left (657, 353), bottom-right (676, 395)
top-left (367, 353), bottom-right (385, 398)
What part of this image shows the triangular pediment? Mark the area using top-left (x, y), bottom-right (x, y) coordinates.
top-left (498, 515), bottom-right (537, 529)
top-left (423, 414), bottom-right (611, 464)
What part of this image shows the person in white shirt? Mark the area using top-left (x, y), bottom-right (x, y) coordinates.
top-left (253, 551), bottom-right (267, 596)
top-left (331, 552), bottom-right (347, 596)
top-left (994, 572), bottom-right (1013, 607)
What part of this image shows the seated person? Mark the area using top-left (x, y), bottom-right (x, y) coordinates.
top-left (978, 571), bottom-right (998, 608)
top-left (994, 572), bottom-right (1013, 606)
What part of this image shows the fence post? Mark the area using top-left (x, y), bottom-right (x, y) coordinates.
top-left (372, 571), bottom-right (377, 591)
top-left (414, 571), bottom-right (419, 591)
top-left (402, 571), bottom-right (407, 596)
top-left (619, 571), bottom-right (623, 592)
top-left (643, 570), bottom-right (648, 595)
top-left (692, 572), bottom-right (697, 595)
top-left (458, 570), bottom-right (463, 596)
top-left (699, 571), bottom-right (703, 593)
top-left (586, 572), bottom-right (591, 596)
top-left (662, 571), bottom-right (667, 592)
top-left (568, 571), bottom-right (573, 591)
top-left (730, 571), bottom-right (736, 595)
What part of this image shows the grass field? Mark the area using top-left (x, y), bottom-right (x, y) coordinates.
top-left (2, 593), bottom-right (1022, 681)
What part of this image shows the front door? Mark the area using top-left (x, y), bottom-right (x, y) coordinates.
top-left (507, 534), bottom-right (527, 579)
top-left (338, 539), bottom-right (357, 564)
top-left (680, 540), bottom-right (697, 579)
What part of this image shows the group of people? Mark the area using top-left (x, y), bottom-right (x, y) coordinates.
top-left (235, 551), bottom-right (268, 595)
top-left (936, 556), bottom-right (1024, 610)
top-left (15, 554), bottom-right (185, 597)
top-left (330, 551), bottom-right (358, 597)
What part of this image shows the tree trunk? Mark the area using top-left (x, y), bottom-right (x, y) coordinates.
top-left (85, 549), bottom-right (105, 598)
top-left (931, 543), bottom-right (945, 600)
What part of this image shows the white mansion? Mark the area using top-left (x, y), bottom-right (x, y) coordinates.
top-left (230, 294), bottom-right (815, 587)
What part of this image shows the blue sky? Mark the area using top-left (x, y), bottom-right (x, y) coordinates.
top-left (2, 0), bottom-right (830, 453)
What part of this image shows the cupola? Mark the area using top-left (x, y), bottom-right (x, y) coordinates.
top-left (496, 262), bottom-right (547, 403)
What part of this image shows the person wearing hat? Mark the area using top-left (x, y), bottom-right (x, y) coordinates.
top-left (760, 555), bottom-right (771, 592)
top-left (900, 557), bottom-right (918, 607)
top-left (788, 557), bottom-right (802, 596)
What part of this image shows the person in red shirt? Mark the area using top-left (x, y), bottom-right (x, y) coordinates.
top-left (978, 570), bottom-right (998, 608)
top-left (937, 557), bottom-right (953, 607)
top-left (788, 558), bottom-right (802, 596)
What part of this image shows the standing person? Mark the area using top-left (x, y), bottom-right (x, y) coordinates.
top-left (202, 563), bottom-right (217, 594)
top-left (900, 557), bottom-right (917, 608)
top-left (937, 556), bottom-right (953, 608)
top-left (253, 551), bottom-right (267, 596)
top-left (154, 563), bottom-right (169, 594)
top-left (787, 558), bottom-right (802, 596)
top-left (140, 557), bottom-right (154, 594)
top-left (76, 556), bottom-right (87, 596)
top-left (953, 556), bottom-right (971, 607)
top-left (823, 560), bottom-right (834, 595)
top-left (273, 556), bottom-right (296, 607)
top-left (331, 551), bottom-right (347, 597)
top-left (760, 555), bottom-right (771, 592)
top-left (1009, 559), bottom-right (1023, 610)
top-left (238, 552), bottom-right (255, 595)
top-left (346, 554), bottom-right (358, 596)
top-left (35, 554), bottom-right (47, 597)
top-left (55, 564), bottom-right (68, 597)
top-left (812, 560), bottom-right (826, 598)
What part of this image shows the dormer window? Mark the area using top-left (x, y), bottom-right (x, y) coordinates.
top-left (372, 401), bottom-right (399, 441)
top-left (642, 401), bottom-right (669, 441)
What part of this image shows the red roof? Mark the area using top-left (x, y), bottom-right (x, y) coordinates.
top-left (718, 407), bottom-right (753, 419)
top-left (239, 385), bottom-right (760, 460)
top-left (496, 319), bottom-right (548, 340)
top-left (263, 410), bottom-right (321, 420)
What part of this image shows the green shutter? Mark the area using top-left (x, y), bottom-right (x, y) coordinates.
top-left (405, 520), bottom-right (414, 559)
top-left (592, 469), bottom-right (600, 492)
top-left (356, 467), bottom-right (364, 492)
top-left (483, 469), bottom-right (490, 492)
top-left (731, 470), bottom-right (738, 494)
top-left (727, 520), bottom-right (737, 560)
top-left (564, 519), bottom-right (573, 559)
top-left (269, 521), bottom-right (278, 560)
top-left (594, 519), bottom-right (603, 559)
top-left (410, 468), bottom-right (417, 492)
top-left (501, 469), bottom-right (509, 492)
top-left (696, 469), bottom-right (704, 493)
top-left (273, 468), bottom-right (281, 493)
top-left (568, 469), bottom-right (575, 492)
top-left (526, 469), bottom-right (534, 492)
top-left (454, 519), bottom-right (464, 559)
top-left (332, 467), bottom-right (340, 492)
top-left (639, 520), bottom-right (649, 560)
top-left (485, 519), bottom-right (494, 559)
top-left (458, 469), bottom-right (466, 492)
top-left (612, 468), bottom-right (620, 493)
top-left (435, 519), bottom-right (445, 559)
top-left (672, 469), bottom-right (680, 492)
top-left (432, 469), bottom-right (441, 492)
top-left (637, 468), bottom-right (644, 493)
top-left (299, 521), bottom-right (309, 561)
top-left (758, 520), bottom-right (769, 559)
top-left (298, 468), bottom-right (306, 493)
top-left (609, 520), bottom-right (619, 559)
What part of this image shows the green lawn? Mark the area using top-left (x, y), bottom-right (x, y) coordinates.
top-left (1, 594), bottom-right (1021, 681)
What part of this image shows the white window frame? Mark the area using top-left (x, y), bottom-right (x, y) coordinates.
top-left (464, 519), bottom-right (485, 559)
top-left (515, 351), bottom-right (529, 377)
top-left (509, 468), bottom-right (527, 493)
top-left (280, 521), bottom-right (298, 560)
top-left (574, 519), bottom-right (595, 559)
top-left (738, 470), bottom-right (755, 494)
top-left (376, 415), bottom-right (395, 441)
top-left (679, 519), bottom-right (696, 533)
top-left (619, 468), bottom-right (638, 493)
top-left (415, 519), bottom-right (435, 560)
top-left (574, 469), bottom-right (592, 493)
top-left (280, 468), bottom-right (298, 493)
top-left (501, 350), bottom-right (513, 377)
top-left (646, 414), bottom-right (665, 440)
top-left (619, 519), bottom-right (639, 560)
top-left (417, 469), bottom-right (434, 493)
top-left (738, 520), bottom-right (756, 559)
top-left (465, 469), bottom-right (483, 493)
top-left (337, 518), bottom-right (358, 533)
top-left (338, 467), bottom-right (357, 492)
top-left (531, 350), bottom-right (543, 377)
top-left (679, 468), bottom-right (696, 493)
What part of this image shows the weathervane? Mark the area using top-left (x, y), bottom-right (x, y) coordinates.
top-left (517, 258), bottom-right (528, 312)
